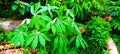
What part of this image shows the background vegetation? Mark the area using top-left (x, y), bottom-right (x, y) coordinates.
top-left (0, 0), bottom-right (120, 54)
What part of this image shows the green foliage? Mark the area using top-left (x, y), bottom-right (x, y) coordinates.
top-left (84, 17), bottom-right (111, 54)
top-left (1, 0), bottom-right (120, 54)
top-left (7, 1), bottom-right (88, 54)
top-left (11, 0), bottom-right (30, 15)
top-left (0, 32), bottom-right (13, 42)
top-left (66, 0), bottom-right (103, 20)
top-left (0, 33), bottom-right (4, 41)
top-left (23, 48), bottom-right (30, 54)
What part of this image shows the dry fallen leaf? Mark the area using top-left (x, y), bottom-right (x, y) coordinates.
top-left (79, 27), bottom-right (86, 33)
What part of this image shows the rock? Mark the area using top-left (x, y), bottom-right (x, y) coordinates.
top-left (107, 38), bottom-right (119, 54)
top-left (0, 20), bottom-right (22, 32)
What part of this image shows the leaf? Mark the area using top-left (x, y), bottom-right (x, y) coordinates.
top-left (59, 37), bottom-right (63, 48)
top-left (13, 35), bottom-right (19, 47)
top-left (69, 36), bottom-right (75, 44)
top-left (29, 16), bottom-right (35, 27)
top-left (34, 17), bottom-right (40, 30)
top-left (30, 5), bottom-right (35, 15)
top-left (12, 4), bottom-right (18, 11)
top-left (10, 34), bottom-right (17, 44)
top-left (61, 20), bottom-right (70, 26)
top-left (40, 22), bottom-right (51, 32)
top-left (25, 36), bottom-right (34, 47)
top-left (36, 17), bottom-right (46, 26)
top-left (41, 33), bottom-right (51, 41)
top-left (51, 24), bottom-right (56, 34)
top-left (19, 5), bottom-right (25, 15)
top-left (82, 39), bottom-right (88, 48)
top-left (68, 23), bottom-right (74, 33)
top-left (79, 39), bottom-right (85, 49)
top-left (76, 37), bottom-right (80, 48)
top-left (74, 24), bottom-right (82, 37)
top-left (69, 11), bottom-right (74, 18)
top-left (48, 9), bottom-right (53, 19)
top-left (58, 21), bottom-right (66, 33)
top-left (19, 34), bottom-right (24, 47)
top-left (66, 10), bottom-right (74, 18)
top-left (55, 21), bottom-right (62, 32)
top-left (31, 35), bottom-right (38, 49)
top-left (36, 6), bottom-right (48, 14)
top-left (38, 15), bottom-right (51, 21)
top-left (39, 34), bottom-right (45, 47)
top-left (35, 2), bottom-right (40, 13)
top-left (53, 36), bottom-right (59, 51)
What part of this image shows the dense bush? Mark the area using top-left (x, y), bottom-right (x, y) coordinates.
top-left (84, 17), bottom-right (111, 54)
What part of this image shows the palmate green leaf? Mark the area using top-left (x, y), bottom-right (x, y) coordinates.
top-left (51, 24), bottom-right (56, 34)
top-left (37, 47), bottom-right (48, 54)
top-left (25, 36), bottom-right (34, 47)
top-left (82, 38), bottom-right (88, 47)
top-left (31, 35), bottom-right (38, 49)
top-left (19, 34), bottom-right (24, 47)
top-left (40, 22), bottom-right (51, 32)
top-left (11, 30), bottom-right (25, 47)
top-left (66, 10), bottom-right (74, 18)
top-left (63, 45), bottom-right (67, 53)
top-left (30, 5), bottom-right (35, 15)
top-left (58, 46), bottom-right (63, 54)
top-left (29, 16), bottom-right (43, 29)
top-left (53, 36), bottom-right (59, 51)
top-left (60, 19), bottom-right (71, 26)
top-left (62, 37), bottom-right (68, 51)
top-left (29, 16), bottom-right (35, 27)
top-left (48, 9), bottom-right (53, 19)
top-left (35, 16), bottom-right (46, 27)
top-left (59, 37), bottom-right (63, 48)
top-left (34, 17), bottom-right (40, 30)
top-left (41, 33), bottom-right (50, 41)
top-left (69, 36), bottom-right (75, 44)
top-left (79, 38), bottom-right (86, 49)
top-left (75, 6), bottom-right (78, 15)
top-left (76, 37), bottom-right (80, 48)
top-left (38, 15), bottom-right (51, 21)
top-left (71, 5), bottom-right (76, 14)
top-left (35, 2), bottom-right (40, 13)
top-left (14, 36), bottom-right (19, 47)
top-left (19, 5), bottom-right (25, 15)
top-left (55, 21), bottom-right (62, 33)
top-left (68, 23), bottom-right (74, 32)
top-left (58, 21), bottom-right (66, 33)
top-left (114, 24), bottom-right (118, 29)
top-left (12, 4), bottom-right (18, 11)
top-left (10, 33), bottom-right (16, 44)
top-left (39, 19), bottom-right (46, 26)
top-left (36, 6), bottom-right (48, 14)
top-left (11, 35), bottom-right (19, 47)
top-left (39, 34), bottom-right (45, 47)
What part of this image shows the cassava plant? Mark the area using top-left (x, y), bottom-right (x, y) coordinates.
top-left (9, 1), bottom-right (87, 54)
